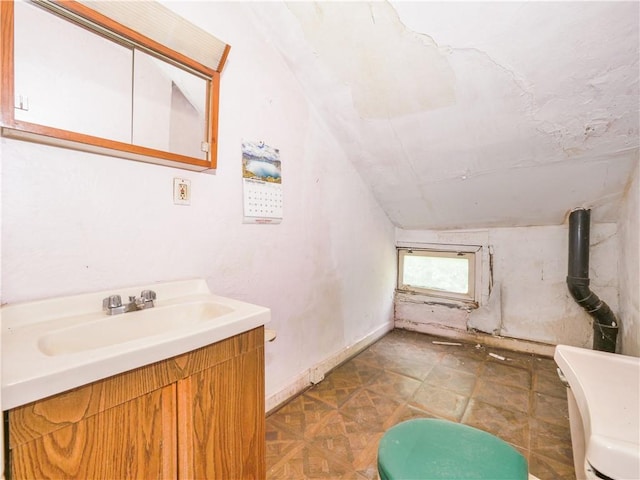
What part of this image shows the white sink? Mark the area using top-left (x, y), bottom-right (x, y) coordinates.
top-left (2, 279), bottom-right (270, 410)
top-left (38, 301), bottom-right (234, 356)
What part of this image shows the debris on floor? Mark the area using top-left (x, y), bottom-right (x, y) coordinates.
top-left (432, 341), bottom-right (462, 346)
top-left (489, 352), bottom-right (508, 361)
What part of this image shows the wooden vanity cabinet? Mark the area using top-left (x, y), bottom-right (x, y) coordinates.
top-left (6, 327), bottom-right (266, 480)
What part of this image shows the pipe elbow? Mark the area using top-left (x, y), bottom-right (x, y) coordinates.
top-left (566, 276), bottom-right (590, 303)
top-left (566, 277), bottom-right (617, 327)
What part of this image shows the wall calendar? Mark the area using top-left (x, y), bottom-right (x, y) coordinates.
top-left (242, 140), bottom-right (282, 224)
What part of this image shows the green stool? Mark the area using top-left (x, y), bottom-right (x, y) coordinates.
top-left (378, 419), bottom-right (528, 480)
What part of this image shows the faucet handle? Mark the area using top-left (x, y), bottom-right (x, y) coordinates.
top-left (103, 295), bottom-right (122, 310)
top-left (140, 290), bottom-right (156, 301)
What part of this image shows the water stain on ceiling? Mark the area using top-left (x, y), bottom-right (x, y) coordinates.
top-left (286, 1), bottom-right (456, 118)
top-left (250, 1), bottom-right (639, 229)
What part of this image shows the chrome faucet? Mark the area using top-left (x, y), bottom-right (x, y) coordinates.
top-left (102, 290), bottom-right (156, 315)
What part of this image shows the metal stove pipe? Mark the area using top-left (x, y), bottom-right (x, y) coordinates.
top-left (567, 208), bottom-right (618, 352)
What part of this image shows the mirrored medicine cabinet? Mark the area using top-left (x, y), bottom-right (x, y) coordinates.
top-left (1, 0), bottom-right (230, 171)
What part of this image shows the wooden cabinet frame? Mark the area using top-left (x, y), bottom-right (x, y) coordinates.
top-left (7, 327), bottom-right (265, 479)
top-left (0, 0), bottom-right (230, 171)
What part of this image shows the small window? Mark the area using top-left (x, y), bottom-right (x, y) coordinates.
top-left (397, 248), bottom-right (476, 302)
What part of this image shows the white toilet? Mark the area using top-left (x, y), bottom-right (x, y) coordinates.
top-left (554, 345), bottom-right (640, 480)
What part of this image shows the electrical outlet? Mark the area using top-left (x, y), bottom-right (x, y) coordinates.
top-left (309, 367), bottom-right (325, 385)
top-left (173, 178), bottom-right (191, 205)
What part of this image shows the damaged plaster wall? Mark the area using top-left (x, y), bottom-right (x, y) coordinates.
top-left (384, 1), bottom-right (639, 229)
top-left (396, 220), bottom-right (619, 348)
top-left (285, 2), bottom-right (455, 118)
top-left (492, 223), bottom-right (617, 347)
top-left (617, 163), bottom-right (640, 356)
top-left (249, 1), bottom-right (638, 231)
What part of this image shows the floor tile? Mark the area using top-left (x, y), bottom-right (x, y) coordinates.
top-left (481, 361), bottom-right (532, 390)
top-left (266, 329), bottom-right (575, 480)
top-left (383, 355), bottom-right (435, 380)
top-left (352, 348), bottom-right (389, 370)
top-left (440, 351), bottom-right (485, 375)
top-left (309, 411), bottom-right (385, 473)
top-left (487, 349), bottom-right (536, 371)
top-left (534, 356), bottom-right (561, 376)
top-left (305, 375), bottom-right (363, 409)
top-left (530, 418), bottom-right (574, 465)
top-left (266, 417), bottom-right (303, 469)
top-left (462, 399), bottom-right (530, 449)
top-left (366, 369), bottom-right (422, 401)
top-left (529, 453), bottom-right (576, 480)
top-left (266, 443), bottom-right (306, 480)
top-left (532, 391), bottom-right (570, 426)
top-left (534, 369), bottom-right (568, 399)
top-left (473, 378), bottom-right (531, 414)
top-left (331, 359), bottom-right (385, 388)
top-left (269, 393), bottom-right (336, 439)
top-left (409, 383), bottom-right (470, 421)
top-left (423, 364), bottom-right (478, 396)
top-left (384, 403), bottom-right (436, 429)
top-left (340, 388), bottom-right (403, 426)
top-left (268, 442), bottom-right (358, 479)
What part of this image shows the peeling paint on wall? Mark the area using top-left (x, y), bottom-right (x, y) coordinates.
top-left (468, 282), bottom-right (501, 335)
top-left (396, 221), bottom-right (619, 348)
top-left (286, 1), bottom-right (455, 118)
top-left (255, 1), bottom-right (639, 230)
top-left (395, 297), bottom-right (470, 331)
top-left (617, 162), bottom-right (640, 356)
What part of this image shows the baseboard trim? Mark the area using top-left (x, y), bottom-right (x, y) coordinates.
top-left (265, 322), bottom-right (393, 414)
top-left (395, 319), bottom-right (556, 357)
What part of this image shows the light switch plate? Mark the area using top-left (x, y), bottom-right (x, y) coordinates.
top-left (173, 178), bottom-right (191, 205)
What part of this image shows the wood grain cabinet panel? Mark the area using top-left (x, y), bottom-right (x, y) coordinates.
top-left (7, 327), bottom-right (266, 480)
top-left (177, 346), bottom-right (265, 479)
top-left (10, 385), bottom-right (176, 479)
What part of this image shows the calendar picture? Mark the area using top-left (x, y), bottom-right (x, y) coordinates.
top-left (242, 140), bottom-right (283, 224)
top-left (242, 141), bottom-right (282, 183)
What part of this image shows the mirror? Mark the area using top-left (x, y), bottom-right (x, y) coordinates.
top-left (4, 0), bottom-right (223, 169)
top-left (14, 0), bottom-right (133, 142)
top-left (132, 50), bottom-right (208, 160)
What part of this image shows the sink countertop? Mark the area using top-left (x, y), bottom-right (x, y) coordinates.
top-left (2, 279), bottom-right (270, 410)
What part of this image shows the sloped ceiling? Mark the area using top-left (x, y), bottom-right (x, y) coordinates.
top-left (249, 1), bottom-right (639, 229)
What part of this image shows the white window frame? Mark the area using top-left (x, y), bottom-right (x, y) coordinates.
top-left (397, 247), bottom-right (480, 304)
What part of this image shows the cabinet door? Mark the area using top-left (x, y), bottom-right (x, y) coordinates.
top-left (177, 346), bottom-right (265, 479)
top-left (10, 384), bottom-right (177, 480)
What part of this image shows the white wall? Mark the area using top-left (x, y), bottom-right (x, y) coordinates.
top-left (396, 220), bottom-right (620, 349)
top-left (618, 162), bottom-right (640, 356)
top-left (0, 2), bottom-right (396, 408)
